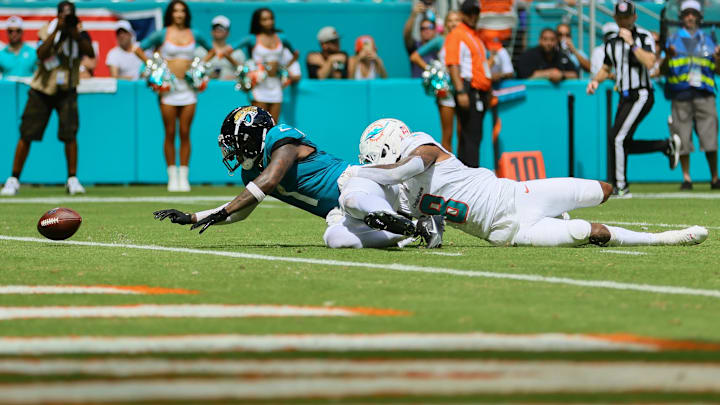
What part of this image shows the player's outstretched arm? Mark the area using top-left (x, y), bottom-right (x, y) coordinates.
top-left (352, 145), bottom-right (441, 185)
top-left (190, 144), bottom-right (301, 234)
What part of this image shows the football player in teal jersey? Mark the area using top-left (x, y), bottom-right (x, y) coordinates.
top-left (152, 105), bottom-right (441, 248)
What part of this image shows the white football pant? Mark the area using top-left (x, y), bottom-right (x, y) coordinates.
top-left (324, 177), bottom-right (408, 249)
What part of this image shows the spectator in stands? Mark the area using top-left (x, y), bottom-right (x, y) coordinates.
top-left (133, 0), bottom-right (217, 192)
top-left (478, 0), bottom-right (517, 52)
top-left (446, 0), bottom-right (492, 168)
top-left (405, 0), bottom-right (447, 45)
top-left (490, 45), bottom-right (515, 82)
top-left (0, 16), bottom-right (36, 79)
top-left (1, 1), bottom-right (94, 196)
top-left (404, 2), bottom-right (438, 78)
top-left (106, 20), bottom-right (141, 80)
top-left (557, 23), bottom-right (590, 73)
top-left (233, 8), bottom-right (299, 121)
top-left (200, 15), bottom-right (246, 80)
top-left (591, 22), bottom-right (618, 78)
top-left (516, 28), bottom-right (578, 82)
top-left (410, 10), bottom-right (462, 152)
top-left (306, 26), bottom-right (348, 79)
top-left (662, 0), bottom-right (720, 190)
top-left (349, 35), bottom-right (387, 79)
top-left (79, 56), bottom-right (96, 78)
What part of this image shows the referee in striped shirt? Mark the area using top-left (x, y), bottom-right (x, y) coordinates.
top-left (587, 0), bottom-right (680, 198)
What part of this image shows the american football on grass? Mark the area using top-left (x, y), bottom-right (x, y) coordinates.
top-left (37, 207), bottom-right (82, 240)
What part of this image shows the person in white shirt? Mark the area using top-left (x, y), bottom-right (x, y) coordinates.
top-left (106, 20), bottom-right (142, 80)
top-left (195, 15), bottom-right (246, 80)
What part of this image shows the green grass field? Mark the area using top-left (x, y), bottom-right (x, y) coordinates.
top-left (1, 183), bottom-right (720, 403)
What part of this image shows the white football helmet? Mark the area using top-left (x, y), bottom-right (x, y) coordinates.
top-left (358, 118), bottom-right (411, 165)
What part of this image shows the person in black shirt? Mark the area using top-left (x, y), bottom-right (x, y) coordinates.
top-left (516, 28), bottom-right (578, 82)
top-left (306, 26), bottom-right (348, 79)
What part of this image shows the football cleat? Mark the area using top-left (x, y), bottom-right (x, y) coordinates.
top-left (364, 211), bottom-right (416, 237)
top-left (66, 176), bottom-right (86, 195)
top-left (415, 215), bottom-right (444, 249)
top-left (1, 176), bottom-right (19, 196)
top-left (611, 186), bottom-right (632, 199)
top-left (666, 134), bottom-right (681, 170)
top-left (654, 226), bottom-right (708, 246)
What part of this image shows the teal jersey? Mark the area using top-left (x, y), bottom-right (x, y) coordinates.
top-left (0, 44), bottom-right (36, 77)
top-left (241, 124), bottom-right (350, 218)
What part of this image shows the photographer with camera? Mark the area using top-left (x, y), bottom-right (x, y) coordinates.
top-left (306, 26), bottom-right (348, 79)
top-left (1, 0), bottom-right (95, 197)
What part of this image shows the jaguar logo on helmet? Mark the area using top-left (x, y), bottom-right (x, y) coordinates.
top-left (233, 106), bottom-right (258, 128)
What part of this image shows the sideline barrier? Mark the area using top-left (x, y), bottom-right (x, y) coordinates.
top-left (0, 78), bottom-right (705, 185)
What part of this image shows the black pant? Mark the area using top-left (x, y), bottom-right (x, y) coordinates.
top-left (609, 89), bottom-right (667, 189)
top-left (455, 80), bottom-right (489, 168)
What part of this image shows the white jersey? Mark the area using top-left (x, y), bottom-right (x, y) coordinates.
top-left (398, 132), bottom-right (518, 244)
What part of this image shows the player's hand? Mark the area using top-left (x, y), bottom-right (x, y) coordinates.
top-left (586, 79), bottom-right (599, 95)
top-left (190, 208), bottom-right (229, 234)
top-left (153, 209), bottom-right (193, 225)
top-left (618, 28), bottom-right (634, 45)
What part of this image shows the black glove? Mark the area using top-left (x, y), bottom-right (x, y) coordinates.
top-left (153, 209), bottom-right (192, 225)
top-left (190, 208), bottom-right (230, 234)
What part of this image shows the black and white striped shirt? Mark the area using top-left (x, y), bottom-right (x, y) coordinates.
top-left (603, 26), bottom-right (655, 94)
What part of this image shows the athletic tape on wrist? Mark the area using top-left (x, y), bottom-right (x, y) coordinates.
top-left (195, 202), bottom-right (230, 222)
top-left (246, 181), bottom-right (266, 202)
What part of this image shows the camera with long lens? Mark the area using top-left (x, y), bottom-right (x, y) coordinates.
top-left (63, 14), bottom-right (79, 31)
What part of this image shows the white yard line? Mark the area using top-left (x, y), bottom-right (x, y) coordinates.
top-left (0, 196), bottom-right (283, 205)
top-left (0, 305), bottom-right (403, 321)
top-left (0, 361), bottom-right (719, 403)
top-left (1, 235), bottom-right (718, 299)
top-left (600, 250), bottom-right (648, 256)
top-left (627, 192), bottom-right (720, 200)
top-left (425, 252), bottom-right (463, 256)
top-left (0, 359), bottom-right (718, 382)
top-left (0, 333), bottom-right (657, 355)
top-left (593, 220), bottom-right (720, 230)
top-left (0, 286), bottom-right (195, 295)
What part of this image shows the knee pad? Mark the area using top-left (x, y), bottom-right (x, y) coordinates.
top-left (567, 219), bottom-right (591, 242)
top-left (323, 224), bottom-right (362, 249)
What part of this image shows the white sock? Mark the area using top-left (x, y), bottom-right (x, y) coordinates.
top-left (605, 225), bottom-right (656, 246)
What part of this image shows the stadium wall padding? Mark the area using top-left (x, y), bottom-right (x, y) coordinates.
top-left (0, 78), bottom-right (709, 185)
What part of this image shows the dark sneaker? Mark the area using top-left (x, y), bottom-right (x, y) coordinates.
top-left (712, 180), bottom-right (720, 190)
top-left (611, 186), bottom-right (632, 199)
top-left (680, 181), bottom-right (693, 190)
top-left (364, 211), bottom-right (416, 236)
top-left (415, 215), bottom-right (445, 249)
top-left (666, 134), bottom-right (681, 170)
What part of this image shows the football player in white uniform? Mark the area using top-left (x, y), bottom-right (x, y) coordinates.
top-left (326, 118), bottom-right (708, 248)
